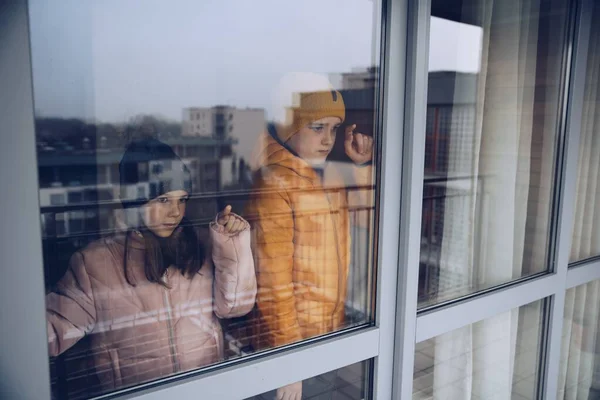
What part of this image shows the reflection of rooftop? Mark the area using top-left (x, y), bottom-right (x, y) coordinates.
top-left (38, 152), bottom-right (128, 167)
top-left (164, 136), bottom-right (237, 146)
top-left (37, 135), bottom-right (237, 166)
top-left (427, 71), bottom-right (477, 105)
top-left (339, 88), bottom-right (376, 109)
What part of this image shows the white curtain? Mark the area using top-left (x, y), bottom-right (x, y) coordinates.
top-left (569, 3), bottom-right (600, 264)
top-left (558, 3), bottom-right (600, 398)
top-left (431, 0), bottom-right (558, 398)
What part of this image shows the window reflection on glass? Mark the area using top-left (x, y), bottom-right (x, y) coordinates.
top-left (248, 361), bottom-right (370, 400)
top-left (570, 1), bottom-right (600, 264)
top-left (419, 0), bottom-right (570, 308)
top-left (413, 300), bottom-right (545, 400)
top-left (559, 279), bottom-right (600, 400)
top-left (30, 0), bottom-right (379, 398)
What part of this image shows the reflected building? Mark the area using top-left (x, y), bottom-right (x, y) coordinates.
top-left (425, 71), bottom-right (477, 176)
top-left (330, 66), bottom-right (378, 91)
top-left (182, 105), bottom-right (265, 187)
top-left (38, 136), bottom-right (233, 234)
top-left (420, 71), bottom-right (478, 303)
top-left (334, 68), bottom-right (482, 303)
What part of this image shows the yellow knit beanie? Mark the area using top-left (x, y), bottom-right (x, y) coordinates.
top-left (279, 89), bottom-right (346, 142)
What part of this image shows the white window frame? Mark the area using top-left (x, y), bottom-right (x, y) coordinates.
top-left (0, 0), bottom-right (408, 399)
top-left (1, 0), bottom-right (598, 399)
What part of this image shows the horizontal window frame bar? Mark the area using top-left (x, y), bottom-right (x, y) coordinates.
top-left (416, 273), bottom-right (560, 343)
top-left (566, 259), bottom-right (600, 289)
top-left (417, 272), bottom-right (549, 314)
top-left (568, 254), bottom-right (600, 269)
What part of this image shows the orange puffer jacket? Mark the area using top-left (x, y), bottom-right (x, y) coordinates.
top-left (247, 132), bottom-right (371, 349)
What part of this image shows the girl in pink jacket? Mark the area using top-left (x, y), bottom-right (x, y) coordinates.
top-left (46, 138), bottom-right (257, 393)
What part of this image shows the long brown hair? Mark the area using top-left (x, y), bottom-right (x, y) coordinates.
top-left (122, 216), bottom-right (205, 287)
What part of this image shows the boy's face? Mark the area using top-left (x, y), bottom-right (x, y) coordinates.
top-left (287, 116), bottom-right (342, 165)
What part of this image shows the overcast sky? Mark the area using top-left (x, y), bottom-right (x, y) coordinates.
top-left (29, 0), bottom-right (482, 122)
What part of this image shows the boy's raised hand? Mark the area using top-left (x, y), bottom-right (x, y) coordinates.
top-left (344, 124), bottom-right (373, 165)
top-left (276, 381), bottom-right (302, 400)
top-left (217, 205), bottom-right (246, 234)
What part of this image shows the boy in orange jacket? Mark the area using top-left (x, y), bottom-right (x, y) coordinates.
top-left (247, 73), bottom-right (374, 399)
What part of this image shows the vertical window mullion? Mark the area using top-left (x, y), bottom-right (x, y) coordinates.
top-left (542, 0), bottom-right (594, 398)
top-left (385, 0), bottom-right (432, 399)
top-left (370, 0), bottom-right (409, 397)
top-left (0, 1), bottom-right (52, 399)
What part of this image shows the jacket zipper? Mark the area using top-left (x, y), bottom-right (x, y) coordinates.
top-left (324, 189), bottom-right (345, 326)
top-left (162, 271), bottom-right (180, 373)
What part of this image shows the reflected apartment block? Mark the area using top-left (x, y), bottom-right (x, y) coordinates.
top-left (421, 72), bottom-right (479, 303)
top-left (425, 71), bottom-right (477, 175)
top-left (182, 106), bottom-right (265, 187)
top-left (330, 66), bottom-right (378, 90)
top-left (420, 69), bottom-right (551, 302)
top-left (333, 68), bottom-right (479, 175)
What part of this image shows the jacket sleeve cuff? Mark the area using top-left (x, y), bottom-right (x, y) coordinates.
top-left (354, 160), bottom-right (373, 167)
top-left (209, 212), bottom-right (250, 237)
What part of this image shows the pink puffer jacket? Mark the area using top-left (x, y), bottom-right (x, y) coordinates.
top-left (46, 217), bottom-right (256, 391)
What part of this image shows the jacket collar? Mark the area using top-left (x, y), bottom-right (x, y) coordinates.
top-left (113, 229), bottom-right (146, 250)
top-left (254, 124), bottom-right (322, 183)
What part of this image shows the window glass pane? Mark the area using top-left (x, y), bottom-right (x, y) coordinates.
top-left (31, 1), bottom-right (379, 398)
top-left (247, 360), bottom-right (371, 400)
top-left (559, 279), bottom-right (600, 399)
top-left (413, 299), bottom-right (546, 399)
top-left (419, 0), bottom-right (570, 307)
top-left (570, 1), bottom-right (600, 264)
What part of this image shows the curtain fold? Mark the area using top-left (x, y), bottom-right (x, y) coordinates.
top-left (569, 2), bottom-right (600, 263)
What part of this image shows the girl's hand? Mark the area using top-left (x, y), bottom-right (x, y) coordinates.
top-left (344, 124), bottom-right (373, 165)
top-left (217, 205), bottom-right (246, 234)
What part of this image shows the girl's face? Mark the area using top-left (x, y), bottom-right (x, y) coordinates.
top-left (141, 190), bottom-right (189, 237)
top-left (287, 116), bottom-right (342, 165)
